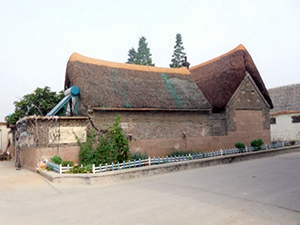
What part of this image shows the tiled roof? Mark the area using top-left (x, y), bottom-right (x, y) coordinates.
top-left (268, 83), bottom-right (300, 114)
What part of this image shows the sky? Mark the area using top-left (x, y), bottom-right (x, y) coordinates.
top-left (1, 0), bottom-right (300, 121)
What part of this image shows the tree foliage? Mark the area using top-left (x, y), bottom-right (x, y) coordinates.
top-left (127, 36), bottom-right (155, 66)
top-left (5, 86), bottom-right (64, 125)
top-left (170, 33), bottom-right (186, 68)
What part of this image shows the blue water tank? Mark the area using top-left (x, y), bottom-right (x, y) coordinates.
top-left (70, 86), bottom-right (80, 96)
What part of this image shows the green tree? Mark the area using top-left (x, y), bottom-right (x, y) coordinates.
top-left (5, 86), bottom-right (64, 125)
top-left (78, 116), bottom-right (130, 166)
top-left (105, 115), bottom-right (130, 163)
top-left (127, 36), bottom-right (155, 66)
top-left (170, 33), bottom-right (186, 68)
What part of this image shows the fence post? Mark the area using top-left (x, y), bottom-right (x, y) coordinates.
top-left (112, 163), bottom-right (114, 171)
top-left (59, 164), bottom-right (62, 174)
top-left (282, 142), bottom-right (285, 147)
top-left (139, 159), bottom-right (141, 167)
top-left (92, 164), bottom-right (95, 174)
top-left (148, 157), bottom-right (151, 166)
top-left (67, 164), bottom-right (70, 172)
top-left (123, 161), bottom-right (125, 170)
top-left (100, 165), bottom-right (102, 173)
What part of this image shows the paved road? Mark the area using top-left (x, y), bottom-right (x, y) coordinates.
top-left (1, 153), bottom-right (300, 225)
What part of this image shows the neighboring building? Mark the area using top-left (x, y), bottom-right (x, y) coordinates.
top-left (64, 44), bottom-right (273, 156)
top-left (0, 122), bottom-right (10, 153)
top-left (268, 84), bottom-right (300, 144)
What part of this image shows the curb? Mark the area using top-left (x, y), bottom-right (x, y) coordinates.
top-left (38, 145), bottom-right (300, 185)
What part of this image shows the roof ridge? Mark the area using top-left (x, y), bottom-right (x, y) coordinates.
top-left (69, 53), bottom-right (191, 75)
top-left (189, 44), bottom-right (246, 70)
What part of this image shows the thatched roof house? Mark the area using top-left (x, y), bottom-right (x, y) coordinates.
top-left (65, 53), bottom-right (211, 112)
top-left (63, 44), bottom-right (272, 155)
top-left (190, 44), bottom-right (273, 110)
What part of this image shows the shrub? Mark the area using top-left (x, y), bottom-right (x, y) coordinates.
top-left (62, 161), bottom-right (74, 167)
top-left (130, 152), bottom-right (148, 160)
top-left (77, 116), bottom-right (131, 166)
top-left (251, 139), bottom-right (264, 150)
top-left (69, 165), bottom-right (86, 174)
top-left (86, 164), bottom-right (93, 173)
top-left (168, 150), bottom-right (194, 157)
top-left (51, 155), bottom-right (63, 165)
top-left (235, 142), bottom-right (246, 149)
top-left (289, 140), bottom-right (296, 146)
top-left (105, 115), bottom-right (130, 163)
top-left (77, 130), bottom-right (95, 166)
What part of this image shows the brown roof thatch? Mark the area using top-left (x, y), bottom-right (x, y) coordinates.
top-left (268, 83), bottom-right (300, 114)
top-left (65, 53), bottom-right (211, 111)
top-left (190, 44), bottom-right (273, 109)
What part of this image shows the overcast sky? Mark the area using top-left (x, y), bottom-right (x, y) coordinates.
top-left (1, 0), bottom-right (300, 121)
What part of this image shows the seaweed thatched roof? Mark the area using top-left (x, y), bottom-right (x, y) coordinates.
top-left (65, 53), bottom-right (211, 111)
top-left (268, 83), bottom-right (300, 114)
top-left (190, 44), bottom-right (273, 110)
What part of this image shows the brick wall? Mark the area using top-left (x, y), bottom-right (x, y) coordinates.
top-left (225, 73), bottom-right (271, 146)
top-left (90, 110), bottom-right (229, 156)
top-left (16, 116), bottom-right (88, 170)
top-left (20, 146), bottom-right (80, 171)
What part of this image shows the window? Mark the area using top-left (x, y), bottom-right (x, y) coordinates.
top-left (292, 115), bottom-right (300, 123)
top-left (270, 117), bottom-right (276, 124)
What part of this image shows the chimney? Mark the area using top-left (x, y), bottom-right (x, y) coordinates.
top-left (182, 56), bottom-right (190, 69)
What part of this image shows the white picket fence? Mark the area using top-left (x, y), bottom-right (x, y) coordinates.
top-left (46, 142), bottom-right (285, 174)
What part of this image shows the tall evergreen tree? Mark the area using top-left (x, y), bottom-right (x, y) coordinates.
top-left (170, 33), bottom-right (186, 68)
top-left (127, 36), bottom-right (155, 66)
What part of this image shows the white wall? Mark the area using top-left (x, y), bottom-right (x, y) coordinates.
top-left (271, 113), bottom-right (300, 143)
top-left (0, 123), bottom-right (10, 152)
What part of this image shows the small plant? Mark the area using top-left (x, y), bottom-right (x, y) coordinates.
top-left (69, 165), bottom-right (86, 174)
top-left (289, 140), bottom-right (296, 146)
top-left (51, 155), bottom-right (63, 165)
top-left (62, 161), bottom-right (74, 167)
top-left (47, 165), bottom-right (53, 171)
top-left (235, 142), bottom-right (246, 152)
top-left (86, 164), bottom-right (93, 173)
top-left (130, 152), bottom-right (148, 160)
top-left (251, 139), bottom-right (264, 150)
top-left (168, 150), bottom-right (194, 157)
top-left (235, 142), bottom-right (246, 149)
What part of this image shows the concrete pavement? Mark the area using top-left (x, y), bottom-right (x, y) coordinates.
top-left (1, 152), bottom-right (300, 224)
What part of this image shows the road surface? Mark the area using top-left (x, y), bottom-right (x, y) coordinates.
top-left (0, 152), bottom-right (300, 225)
